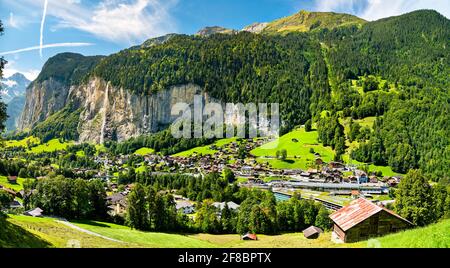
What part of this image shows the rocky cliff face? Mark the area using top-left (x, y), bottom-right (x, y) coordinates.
top-left (18, 78), bottom-right (70, 131)
top-left (69, 77), bottom-right (213, 143)
top-left (242, 23), bottom-right (269, 34)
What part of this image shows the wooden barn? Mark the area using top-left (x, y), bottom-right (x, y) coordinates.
top-left (330, 198), bottom-right (413, 243)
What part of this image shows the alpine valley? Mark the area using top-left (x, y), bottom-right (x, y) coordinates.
top-left (0, 9), bottom-right (449, 249)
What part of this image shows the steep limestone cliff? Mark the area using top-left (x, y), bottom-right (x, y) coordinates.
top-left (69, 77), bottom-right (209, 143)
top-left (18, 78), bottom-right (70, 130)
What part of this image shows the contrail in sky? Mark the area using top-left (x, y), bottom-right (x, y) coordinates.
top-left (40, 0), bottom-right (49, 58)
top-left (0, 43), bottom-right (95, 56)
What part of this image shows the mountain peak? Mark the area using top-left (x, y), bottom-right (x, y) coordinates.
top-left (8, 72), bottom-right (29, 82)
top-left (1, 72), bottom-right (30, 104)
top-left (196, 26), bottom-right (238, 37)
top-left (262, 10), bottom-right (367, 34)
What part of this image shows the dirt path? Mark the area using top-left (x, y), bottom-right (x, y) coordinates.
top-left (56, 220), bottom-right (125, 244)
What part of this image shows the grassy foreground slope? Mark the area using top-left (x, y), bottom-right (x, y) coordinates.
top-left (0, 217), bottom-right (51, 248)
top-left (355, 219), bottom-right (450, 248)
top-left (73, 221), bottom-right (216, 248)
top-left (4, 215), bottom-right (125, 248)
top-left (2, 216), bottom-right (449, 248)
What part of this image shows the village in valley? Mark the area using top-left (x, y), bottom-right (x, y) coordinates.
top-left (0, 124), bottom-right (416, 246)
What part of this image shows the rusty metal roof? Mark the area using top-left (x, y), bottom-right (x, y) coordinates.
top-left (330, 198), bottom-right (412, 231)
top-left (303, 226), bottom-right (324, 238)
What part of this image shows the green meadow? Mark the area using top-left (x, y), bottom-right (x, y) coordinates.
top-left (251, 127), bottom-right (334, 170)
top-left (5, 215), bottom-right (448, 248)
top-left (134, 147), bottom-right (155, 156)
top-left (0, 176), bottom-right (31, 192)
top-left (28, 139), bottom-right (74, 154)
top-left (3, 136), bottom-right (40, 149)
top-left (173, 137), bottom-right (238, 157)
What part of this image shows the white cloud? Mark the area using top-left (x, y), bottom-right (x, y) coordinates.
top-left (20, 0), bottom-right (178, 45)
top-left (314, 0), bottom-right (450, 21)
top-left (0, 43), bottom-right (94, 56)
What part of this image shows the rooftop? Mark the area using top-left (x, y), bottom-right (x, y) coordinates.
top-left (330, 198), bottom-right (413, 231)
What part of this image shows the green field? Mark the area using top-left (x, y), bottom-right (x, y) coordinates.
top-left (3, 136), bottom-right (40, 149)
top-left (134, 147), bottom-right (155, 156)
top-left (251, 127), bottom-right (334, 170)
top-left (3, 215), bottom-right (125, 248)
top-left (192, 232), bottom-right (341, 248)
top-left (28, 139), bottom-right (74, 154)
top-left (250, 126), bottom-right (400, 175)
top-left (173, 137), bottom-right (238, 157)
top-left (3, 215), bottom-right (449, 248)
top-left (0, 176), bottom-right (30, 191)
top-left (73, 221), bottom-right (216, 248)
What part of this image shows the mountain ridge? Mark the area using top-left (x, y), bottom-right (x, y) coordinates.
top-left (0, 72), bottom-right (30, 104)
top-left (16, 9), bottom-right (449, 143)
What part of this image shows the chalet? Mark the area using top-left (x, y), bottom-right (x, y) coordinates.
top-left (355, 170), bottom-right (368, 184)
top-left (7, 176), bottom-right (18, 184)
top-left (330, 198), bottom-right (413, 243)
top-left (369, 176), bottom-right (379, 184)
top-left (315, 158), bottom-right (324, 166)
top-left (176, 201), bottom-right (195, 214)
top-left (329, 162), bottom-right (345, 169)
top-left (300, 172), bottom-right (311, 178)
top-left (212, 201), bottom-right (240, 211)
top-left (242, 166), bottom-right (253, 175)
top-left (107, 193), bottom-right (127, 216)
top-left (303, 226), bottom-right (324, 239)
top-left (387, 179), bottom-right (398, 187)
top-left (242, 233), bottom-right (258, 241)
top-left (10, 200), bottom-right (23, 209)
top-left (24, 207), bottom-right (43, 217)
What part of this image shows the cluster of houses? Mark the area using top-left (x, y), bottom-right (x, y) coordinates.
top-left (240, 165), bottom-right (399, 197)
top-left (173, 194), bottom-right (241, 217)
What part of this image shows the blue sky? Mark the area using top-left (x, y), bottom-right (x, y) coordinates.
top-left (0, 0), bottom-right (449, 81)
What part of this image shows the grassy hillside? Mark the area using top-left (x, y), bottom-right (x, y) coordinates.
top-left (263, 10), bottom-right (366, 35)
top-left (4, 215), bottom-right (125, 248)
top-left (355, 219), bottom-right (450, 248)
top-left (173, 137), bottom-right (238, 157)
top-left (0, 217), bottom-right (51, 248)
top-left (0, 176), bottom-right (29, 191)
top-left (251, 127), bottom-right (334, 170)
top-left (3, 136), bottom-right (40, 148)
top-left (3, 215), bottom-right (449, 248)
top-left (134, 147), bottom-right (155, 156)
top-left (28, 139), bottom-right (73, 154)
top-left (73, 221), bottom-right (216, 248)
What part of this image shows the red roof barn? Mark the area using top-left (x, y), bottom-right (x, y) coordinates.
top-left (330, 198), bottom-right (413, 243)
top-left (242, 233), bottom-right (258, 241)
